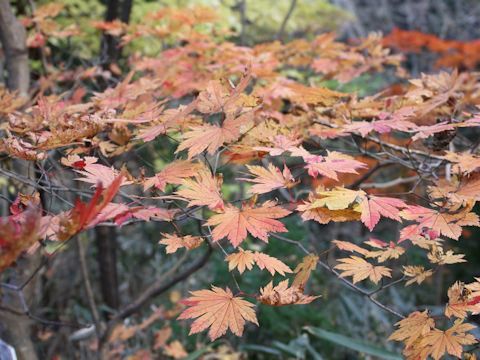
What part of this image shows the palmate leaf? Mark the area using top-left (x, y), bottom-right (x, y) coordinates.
top-left (255, 280), bottom-right (320, 306)
top-left (420, 320), bottom-right (477, 360)
top-left (334, 256), bottom-right (391, 284)
top-left (143, 159), bottom-right (201, 192)
top-left (159, 233), bottom-right (203, 254)
top-left (175, 111), bottom-right (253, 159)
top-left (175, 168), bottom-right (224, 210)
top-left (178, 286), bottom-right (258, 341)
top-left (204, 198), bottom-right (291, 248)
top-left (238, 163), bottom-right (297, 194)
top-left (225, 247), bottom-right (292, 275)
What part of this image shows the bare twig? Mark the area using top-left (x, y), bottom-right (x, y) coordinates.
top-left (269, 233), bottom-right (405, 319)
top-left (77, 233), bottom-right (102, 338)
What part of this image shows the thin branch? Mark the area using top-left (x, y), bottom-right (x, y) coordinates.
top-left (77, 233), bottom-right (102, 338)
top-left (269, 233), bottom-right (405, 319)
top-left (275, 0), bottom-right (297, 41)
top-left (359, 176), bottom-right (419, 189)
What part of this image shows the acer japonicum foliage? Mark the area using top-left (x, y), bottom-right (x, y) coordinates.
top-left (3, 3), bottom-right (480, 359)
top-left (384, 27), bottom-right (480, 70)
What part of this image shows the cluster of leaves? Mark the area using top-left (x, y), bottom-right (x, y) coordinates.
top-left (384, 27), bottom-right (480, 70)
top-left (3, 2), bottom-right (480, 359)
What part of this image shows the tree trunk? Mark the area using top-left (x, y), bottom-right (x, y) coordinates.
top-left (96, 226), bottom-right (119, 311)
top-left (0, 0), bottom-right (30, 95)
top-left (0, 3), bottom-right (40, 360)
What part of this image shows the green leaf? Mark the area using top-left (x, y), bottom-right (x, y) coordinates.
top-left (304, 326), bottom-right (402, 360)
top-left (239, 344), bottom-right (283, 356)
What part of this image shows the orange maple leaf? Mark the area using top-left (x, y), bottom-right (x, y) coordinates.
top-left (204, 198), bottom-right (291, 247)
top-left (178, 286), bottom-right (258, 341)
top-left (334, 256), bottom-right (391, 284)
top-left (175, 169), bottom-right (224, 210)
top-left (196, 67), bottom-right (251, 114)
top-left (238, 163), bottom-right (297, 194)
top-left (225, 247), bottom-right (292, 275)
top-left (285, 83), bottom-right (348, 106)
top-left (159, 233), bottom-right (203, 254)
top-left (143, 160), bottom-right (200, 192)
top-left (176, 111), bottom-right (253, 159)
top-left (255, 280), bottom-right (320, 306)
top-left (388, 310), bottom-right (435, 347)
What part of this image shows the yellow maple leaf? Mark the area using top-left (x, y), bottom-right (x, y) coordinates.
top-left (402, 266), bottom-right (433, 286)
top-left (292, 253), bottom-right (319, 290)
top-left (388, 310), bottom-right (435, 347)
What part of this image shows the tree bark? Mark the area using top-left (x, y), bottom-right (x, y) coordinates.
top-left (96, 226), bottom-right (119, 311)
top-left (0, 0), bottom-right (30, 95)
top-left (0, 3), bottom-right (40, 360)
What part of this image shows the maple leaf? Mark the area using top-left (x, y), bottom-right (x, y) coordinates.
top-left (309, 187), bottom-right (360, 210)
top-left (445, 281), bottom-right (480, 319)
top-left (364, 238), bottom-right (405, 262)
top-left (196, 68), bottom-right (251, 114)
top-left (159, 233), bottom-right (203, 254)
top-left (292, 254), bottom-right (319, 290)
top-left (74, 163), bottom-right (133, 187)
top-left (143, 160), bottom-right (200, 192)
top-left (175, 111), bottom-right (253, 158)
top-left (399, 205), bottom-right (471, 240)
top-left (420, 319), bottom-right (476, 360)
top-left (284, 83), bottom-right (348, 106)
top-left (334, 256), bottom-right (391, 284)
top-left (304, 151), bottom-right (367, 181)
top-left (427, 244), bottom-right (466, 265)
top-left (359, 194), bottom-right (407, 231)
top-left (254, 252), bottom-right (292, 276)
top-left (402, 266), bottom-right (433, 286)
top-left (238, 163), bottom-right (297, 194)
top-left (444, 151), bottom-right (480, 174)
top-left (204, 198), bottom-right (291, 247)
top-left (57, 173), bottom-right (124, 241)
top-left (175, 169), bottom-right (224, 210)
top-left (0, 203), bottom-right (44, 273)
top-left (225, 247), bottom-right (255, 274)
top-left (297, 192), bottom-right (361, 224)
top-left (178, 286), bottom-right (258, 341)
top-left (225, 248), bottom-right (292, 275)
top-left (255, 280), bottom-right (320, 306)
top-left (333, 240), bottom-right (370, 256)
top-left (388, 310), bottom-right (435, 347)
